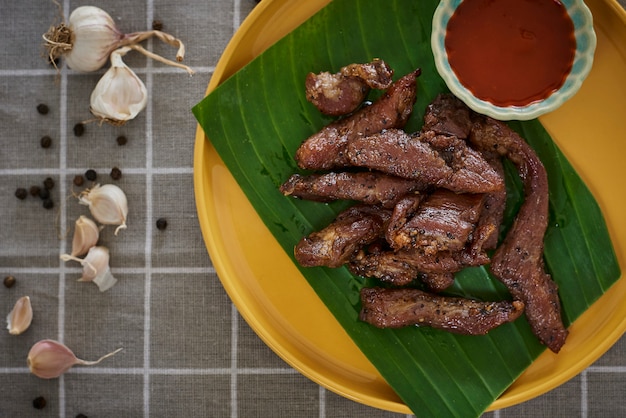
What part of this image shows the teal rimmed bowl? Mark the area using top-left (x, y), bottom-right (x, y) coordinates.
top-left (431, 0), bottom-right (596, 121)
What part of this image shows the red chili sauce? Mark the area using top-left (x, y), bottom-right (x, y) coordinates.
top-left (445, 0), bottom-right (576, 107)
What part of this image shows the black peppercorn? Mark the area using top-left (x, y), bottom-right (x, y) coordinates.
top-left (110, 167), bottom-right (122, 180)
top-left (40, 135), bottom-right (52, 148)
top-left (30, 185), bottom-right (41, 197)
top-left (43, 199), bottom-right (54, 210)
top-left (85, 169), bottom-right (97, 181)
top-left (152, 19), bottom-right (164, 31)
top-left (37, 104), bottom-right (49, 115)
top-left (15, 188), bottom-right (27, 200)
top-left (76, 414), bottom-right (88, 418)
top-left (32, 396), bottom-right (46, 409)
top-left (116, 135), bottom-right (128, 146)
top-left (39, 187), bottom-right (50, 200)
top-left (73, 175), bottom-right (85, 186)
top-left (73, 122), bottom-right (85, 137)
top-left (43, 177), bottom-right (55, 190)
top-left (156, 217), bottom-right (168, 230)
top-left (3, 275), bottom-right (16, 288)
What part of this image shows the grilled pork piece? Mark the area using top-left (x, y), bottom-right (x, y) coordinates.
top-left (349, 245), bottom-right (489, 281)
top-left (347, 128), bottom-right (504, 193)
top-left (305, 59), bottom-right (394, 116)
top-left (279, 171), bottom-right (426, 208)
top-left (295, 69), bottom-right (420, 170)
top-left (294, 205), bottom-right (391, 268)
top-left (422, 93), bottom-right (473, 139)
top-left (360, 287), bottom-right (525, 334)
top-left (389, 189), bottom-right (485, 253)
top-left (470, 114), bottom-right (568, 353)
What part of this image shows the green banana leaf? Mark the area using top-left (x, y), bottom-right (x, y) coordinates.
top-left (193, 0), bottom-right (620, 416)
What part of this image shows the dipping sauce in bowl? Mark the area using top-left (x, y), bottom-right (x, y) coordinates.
top-left (445, 0), bottom-right (575, 107)
top-left (431, 0), bottom-right (596, 120)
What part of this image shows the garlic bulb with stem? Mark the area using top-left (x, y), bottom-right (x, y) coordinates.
top-left (89, 46), bottom-right (148, 125)
top-left (60, 246), bottom-right (118, 292)
top-left (78, 184), bottom-right (128, 234)
top-left (27, 339), bottom-right (123, 379)
top-left (43, 5), bottom-right (193, 73)
top-left (7, 296), bottom-right (33, 335)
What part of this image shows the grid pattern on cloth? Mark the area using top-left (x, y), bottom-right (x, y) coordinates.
top-left (0, 0), bottom-right (625, 417)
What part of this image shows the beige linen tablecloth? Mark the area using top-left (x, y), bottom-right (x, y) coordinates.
top-left (1, 0), bottom-right (624, 417)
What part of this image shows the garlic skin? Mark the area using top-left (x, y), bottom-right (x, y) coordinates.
top-left (90, 46), bottom-right (148, 125)
top-left (27, 339), bottom-right (123, 379)
top-left (7, 296), bottom-right (33, 335)
top-left (65, 6), bottom-right (124, 72)
top-left (78, 184), bottom-right (128, 234)
top-left (70, 215), bottom-right (100, 257)
top-left (60, 246), bottom-right (118, 292)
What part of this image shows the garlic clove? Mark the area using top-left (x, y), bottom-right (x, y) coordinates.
top-left (89, 46), bottom-right (148, 125)
top-left (60, 246), bottom-right (118, 292)
top-left (7, 296), bottom-right (33, 335)
top-left (27, 339), bottom-right (123, 379)
top-left (78, 184), bottom-right (128, 234)
top-left (71, 215), bottom-right (100, 257)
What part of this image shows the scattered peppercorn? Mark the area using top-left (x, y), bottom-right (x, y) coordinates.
top-left (44, 177), bottom-right (55, 190)
top-left (152, 19), bottom-right (163, 30)
top-left (116, 135), bottom-right (128, 146)
top-left (85, 169), bottom-right (97, 181)
top-left (32, 396), bottom-right (47, 409)
top-left (110, 167), bottom-right (122, 180)
top-left (30, 185), bottom-right (41, 197)
top-left (37, 104), bottom-right (49, 115)
top-left (39, 187), bottom-right (50, 200)
top-left (73, 122), bottom-right (85, 137)
top-left (73, 175), bottom-right (85, 187)
top-left (3, 275), bottom-right (16, 288)
top-left (76, 414), bottom-right (88, 418)
top-left (43, 199), bottom-right (54, 210)
top-left (40, 135), bottom-right (52, 148)
top-left (156, 217), bottom-right (168, 230)
top-left (15, 188), bottom-right (28, 200)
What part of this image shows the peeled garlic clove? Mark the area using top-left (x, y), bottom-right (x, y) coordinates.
top-left (7, 296), bottom-right (33, 335)
top-left (27, 339), bottom-right (123, 379)
top-left (78, 184), bottom-right (128, 234)
top-left (71, 215), bottom-right (100, 257)
top-left (90, 46), bottom-right (148, 125)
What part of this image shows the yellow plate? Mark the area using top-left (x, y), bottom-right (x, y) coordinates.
top-left (194, 0), bottom-right (626, 413)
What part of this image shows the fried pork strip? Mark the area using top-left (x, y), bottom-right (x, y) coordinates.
top-left (346, 129), bottom-right (504, 194)
top-left (279, 171), bottom-right (427, 208)
top-left (470, 114), bottom-right (568, 353)
top-left (295, 69), bottom-right (420, 170)
top-left (359, 287), bottom-right (525, 334)
top-left (294, 204), bottom-right (391, 268)
top-left (305, 59), bottom-right (394, 116)
top-left (349, 246), bottom-right (489, 288)
top-left (389, 189), bottom-right (485, 253)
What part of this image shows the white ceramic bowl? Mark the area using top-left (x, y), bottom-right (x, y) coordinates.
top-left (431, 0), bottom-right (596, 121)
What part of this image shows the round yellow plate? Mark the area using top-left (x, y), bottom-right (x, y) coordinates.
top-left (194, 0), bottom-right (626, 413)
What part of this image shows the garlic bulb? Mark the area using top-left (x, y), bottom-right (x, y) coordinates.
top-left (27, 339), bottom-right (122, 379)
top-left (78, 184), bottom-right (128, 234)
top-left (60, 246), bottom-right (118, 292)
top-left (70, 215), bottom-right (100, 257)
top-left (7, 296), bottom-right (33, 335)
top-left (90, 46), bottom-right (148, 125)
top-left (43, 5), bottom-right (193, 73)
